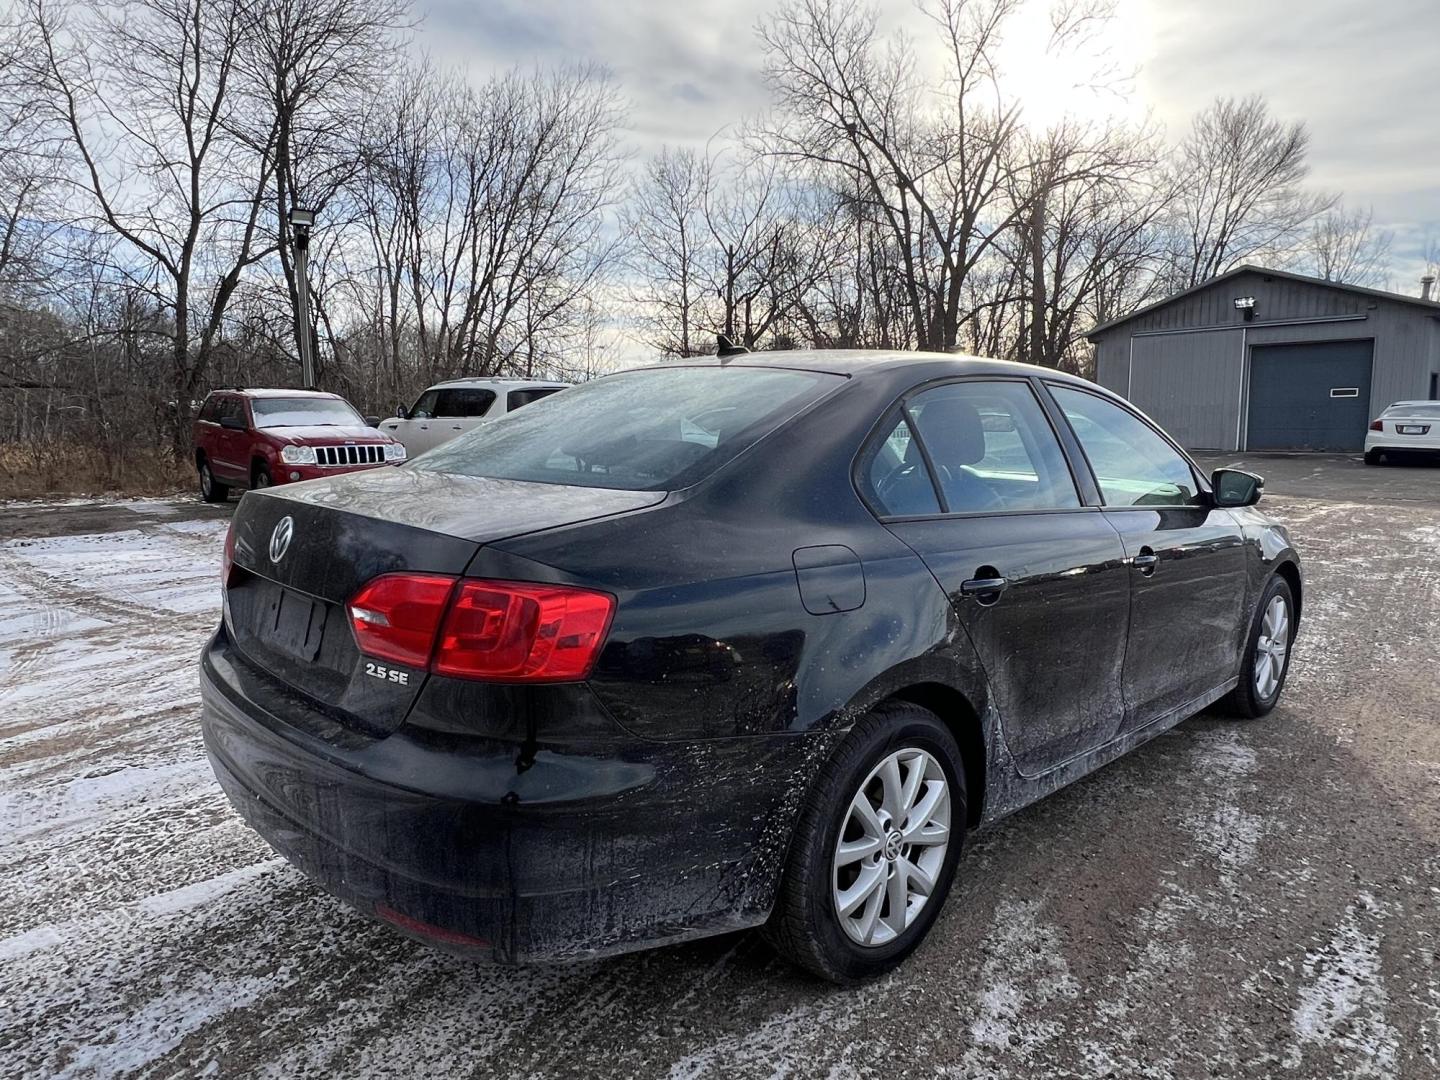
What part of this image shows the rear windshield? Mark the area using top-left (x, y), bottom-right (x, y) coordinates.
top-left (410, 366), bottom-right (842, 490)
top-left (1383, 403), bottom-right (1440, 419)
top-left (251, 397), bottom-right (364, 428)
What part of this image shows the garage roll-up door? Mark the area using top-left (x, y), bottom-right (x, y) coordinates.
top-left (1246, 340), bottom-right (1374, 451)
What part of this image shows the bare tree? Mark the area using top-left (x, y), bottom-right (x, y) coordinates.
top-left (21, 0), bottom-right (280, 451)
top-left (1300, 202), bottom-right (1391, 286)
top-left (235, 0), bottom-right (409, 370)
top-left (623, 147), bottom-right (708, 356)
top-left (1170, 95), bottom-right (1333, 288)
top-left (1003, 120), bottom-right (1171, 370)
top-left (352, 62), bottom-right (624, 383)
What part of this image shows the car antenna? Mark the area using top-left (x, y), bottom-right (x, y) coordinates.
top-left (716, 333), bottom-right (749, 361)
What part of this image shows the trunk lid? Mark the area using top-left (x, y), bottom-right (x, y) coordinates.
top-left (224, 470), bottom-right (665, 733)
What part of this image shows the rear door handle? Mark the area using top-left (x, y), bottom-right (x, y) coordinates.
top-left (960, 576), bottom-right (1008, 600)
top-left (1133, 548), bottom-right (1159, 576)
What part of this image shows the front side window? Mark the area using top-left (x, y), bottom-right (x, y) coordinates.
top-left (251, 397), bottom-right (364, 429)
top-left (410, 390), bottom-right (440, 419)
top-left (412, 366), bottom-right (841, 491)
top-left (1050, 386), bottom-right (1200, 507)
top-left (904, 381), bottom-right (1080, 513)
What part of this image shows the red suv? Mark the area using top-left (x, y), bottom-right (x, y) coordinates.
top-left (193, 388), bottom-right (406, 502)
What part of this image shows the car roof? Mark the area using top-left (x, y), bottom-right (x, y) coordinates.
top-left (628, 349), bottom-right (1093, 385)
top-left (428, 378), bottom-right (570, 389)
top-left (1387, 400), bottom-right (1438, 407)
top-left (212, 388), bottom-right (346, 400)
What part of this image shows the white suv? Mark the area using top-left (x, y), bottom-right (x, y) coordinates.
top-left (380, 378), bottom-right (569, 456)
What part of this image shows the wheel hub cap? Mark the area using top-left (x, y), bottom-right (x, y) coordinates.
top-left (883, 830), bottom-right (903, 861)
top-left (1253, 594), bottom-right (1291, 699)
top-left (831, 747), bottom-right (951, 948)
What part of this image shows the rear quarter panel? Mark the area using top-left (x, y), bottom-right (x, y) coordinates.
top-left (481, 375), bottom-right (996, 745)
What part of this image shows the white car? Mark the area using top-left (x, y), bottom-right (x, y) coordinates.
top-left (1364, 400), bottom-right (1440, 465)
top-left (380, 378), bottom-right (569, 456)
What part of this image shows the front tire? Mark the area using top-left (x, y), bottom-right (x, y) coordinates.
top-left (765, 701), bottom-right (966, 983)
top-left (1222, 574), bottom-right (1295, 719)
top-left (251, 463), bottom-right (273, 489)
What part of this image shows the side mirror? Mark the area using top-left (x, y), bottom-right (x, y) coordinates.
top-left (395, 404), bottom-right (409, 420)
top-left (219, 415), bottom-right (247, 431)
top-left (365, 414), bottom-right (381, 427)
top-left (1211, 468), bottom-right (1263, 507)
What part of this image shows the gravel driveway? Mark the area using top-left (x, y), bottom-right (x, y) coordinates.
top-left (2, 475), bottom-right (1437, 1079)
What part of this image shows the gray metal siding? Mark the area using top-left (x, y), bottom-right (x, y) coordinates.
top-left (1127, 330), bottom-right (1243, 449)
top-left (1094, 337), bottom-right (1130, 396)
top-left (1089, 269), bottom-right (1440, 449)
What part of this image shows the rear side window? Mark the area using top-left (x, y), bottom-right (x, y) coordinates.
top-left (1383, 403), bottom-right (1440, 419)
top-left (508, 387), bottom-right (564, 411)
top-left (435, 388), bottom-right (496, 418)
top-left (858, 414), bottom-right (942, 517)
top-left (900, 381), bottom-right (1080, 514)
top-left (199, 396), bottom-right (222, 422)
top-left (1050, 386), bottom-right (1200, 507)
top-left (412, 366), bottom-right (842, 491)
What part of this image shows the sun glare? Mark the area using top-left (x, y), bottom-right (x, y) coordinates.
top-left (991, 0), bottom-right (1152, 130)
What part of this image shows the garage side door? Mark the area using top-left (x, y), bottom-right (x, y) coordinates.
top-left (1246, 340), bottom-right (1374, 451)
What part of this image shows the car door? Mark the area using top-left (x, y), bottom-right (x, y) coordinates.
top-left (434, 388), bottom-right (497, 447)
top-left (1046, 384), bottom-right (1248, 728)
top-left (863, 378), bottom-right (1132, 776)
top-left (211, 396), bottom-right (249, 482)
top-left (388, 389), bottom-right (443, 455)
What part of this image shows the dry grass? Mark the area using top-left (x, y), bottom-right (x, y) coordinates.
top-left (0, 442), bottom-right (191, 499)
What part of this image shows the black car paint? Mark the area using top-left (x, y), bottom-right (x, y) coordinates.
top-left (200, 351), bottom-right (1301, 962)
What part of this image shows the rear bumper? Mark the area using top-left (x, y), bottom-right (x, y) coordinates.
top-left (199, 631), bottom-right (829, 962)
top-left (1364, 432), bottom-right (1440, 454)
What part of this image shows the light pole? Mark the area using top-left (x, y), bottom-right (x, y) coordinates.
top-left (288, 206), bottom-right (317, 389)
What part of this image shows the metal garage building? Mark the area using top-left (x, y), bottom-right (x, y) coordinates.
top-left (1088, 265), bottom-right (1440, 451)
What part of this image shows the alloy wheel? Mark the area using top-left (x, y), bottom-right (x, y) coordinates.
top-left (832, 747), bottom-right (951, 947)
top-left (1253, 594), bottom-right (1291, 699)
top-left (200, 465), bottom-right (212, 497)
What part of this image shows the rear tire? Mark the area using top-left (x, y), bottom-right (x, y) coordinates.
top-left (198, 460), bottom-right (228, 503)
top-left (1221, 574), bottom-right (1295, 719)
top-left (1364, 449), bottom-right (1383, 466)
top-left (764, 701), bottom-right (966, 984)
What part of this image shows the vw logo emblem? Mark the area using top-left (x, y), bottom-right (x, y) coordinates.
top-left (269, 516), bottom-right (295, 563)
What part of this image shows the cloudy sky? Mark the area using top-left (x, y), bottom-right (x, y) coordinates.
top-left (417, 0), bottom-right (1438, 291)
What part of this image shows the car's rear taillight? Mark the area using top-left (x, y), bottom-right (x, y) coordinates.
top-left (348, 573), bottom-right (456, 667)
top-left (346, 574), bottom-right (614, 682)
top-left (434, 581), bottom-right (615, 682)
top-left (221, 523), bottom-right (237, 585)
top-left (1368, 420), bottom-right (1383, 431)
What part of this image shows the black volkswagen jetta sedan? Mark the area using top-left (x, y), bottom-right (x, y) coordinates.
top-left (201, 351), bottom-right (1301, 983)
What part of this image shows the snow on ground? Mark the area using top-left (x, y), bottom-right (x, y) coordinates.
top-left (1, 493), bottom-right (1437, 1079)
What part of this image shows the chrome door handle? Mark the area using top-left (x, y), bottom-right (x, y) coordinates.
top-left (960, 576), bottom-right (1008, 601)
top-left (1133, 548), bottom-right (1158, 576)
